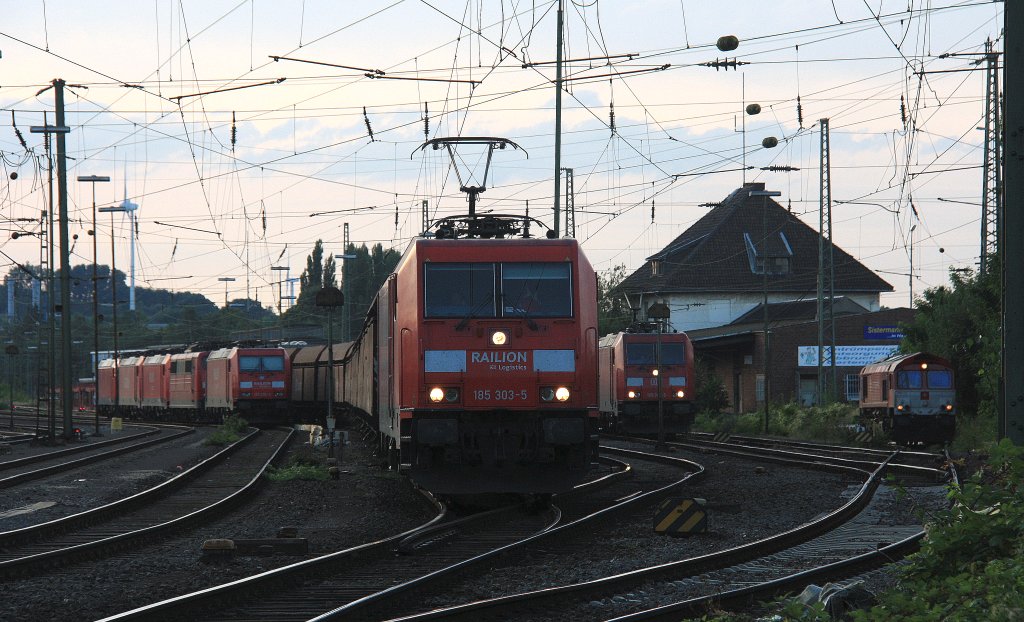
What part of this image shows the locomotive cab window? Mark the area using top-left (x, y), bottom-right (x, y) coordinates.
top-left (626, 342), bottom-right (684, 365)
top-left (424, 263), bottom-right (496, 318)
top-left (424, 262), bottom-right (572, 319)
top-left (501, 263), bottom-right (572, 318)
top-left (897, 370), bottom-right (923, 389)
top-left (239, 355), bottom-right (285, 372)
top-left (927, 370), bottom-right (953, 389)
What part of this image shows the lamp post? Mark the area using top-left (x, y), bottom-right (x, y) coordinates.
top-left (749, 189), bottom-right (782, 434)
top-left (99, 203), bottom-right (133, 422)
top-left (77, 174), bottom-right (110, 437)
top-left (218, 277), bottom-right (236, 308)
top-left (5, 344), bottom-right (18, 430)
top-left (316, 286), bottom-right (344, 458)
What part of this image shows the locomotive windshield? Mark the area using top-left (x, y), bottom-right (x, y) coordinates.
top-left (927, 370), bottom-right (953, 388)
top-left (896, 370), bottom-right (923, 389)
top-left (626, 342), bottom-right (686, 365)
top-left (239, 355), bottom-right (285, 372)
top-left (424, 262), bottom-right (572, 318)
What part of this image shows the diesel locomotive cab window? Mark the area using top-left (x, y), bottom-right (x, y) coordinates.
top-left (424, 263), bottom-right (496, 318)
top-left (927, 370), bottom-right (953, 389)
top-left (897, 370), bottom-right (923, 389)
top-left (626, 342), bottom-right (684, 365)
top-left (501, 263), bottom-right (572, 317)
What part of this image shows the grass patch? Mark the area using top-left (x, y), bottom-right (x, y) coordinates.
top-left (203, 415), bottom-right (249, 446)
top-left (266, 462), bottom-right (330, 482)
top-left (694, 402), bottom-right (870, 445)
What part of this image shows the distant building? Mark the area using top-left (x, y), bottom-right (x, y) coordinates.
top-left (614, 182), bottom-right (893, 332)
top-left (614, 182), bottom-right (905, 411)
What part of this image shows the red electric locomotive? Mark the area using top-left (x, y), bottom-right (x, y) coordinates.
top-left (859, 352), bottom-right (956, 444)
top-left (205, 347), bottom-right (291, 425)
top-left (140, 353), bottom-right (172, 412)
top-left (598, 328), bottom-right (695, 435)
top-left (341, 236), bottom-right (600, 495)
top-left (96, 358), bottom-right (117, 416)
top-left (169, 350), bottom-right (209, 418)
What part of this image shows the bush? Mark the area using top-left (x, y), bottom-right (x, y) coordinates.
top-left (203, 415), bottom-right (250, 446)
top-left (851, 440), bottom-right (1024, 621)
top-left (694, 356), bottom-right (730, 415)
top-left (693, 402), bottom-right (862, 444)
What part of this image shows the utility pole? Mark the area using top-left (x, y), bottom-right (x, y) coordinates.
top-left (342, 223), bottom-right (351, 341)
top-left (816, 119), bottom-right (837, 404)
top-left (31, 81), bottom-right (75, 440)
top-left (981, 38), bottom-right (1001, 275)
top-left (562, 168), bottom-right (575, 238)
top-left (78, 174), bottom-right (109, 438)
top-left (552, 0), bottom-right (564, 238)
top-left (1003, 4), bottom-right (1023, 443)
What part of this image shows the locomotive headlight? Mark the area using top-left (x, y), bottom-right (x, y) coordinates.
top-left (651, 369), bottom-right (659, 377)
top-left (540, 387), bottom-right (555, 402)
top-left (676, 390), bottom-right (685, 398)
top-left (896, 404), bottom-right (905, 411)
top-left (429, 387), bottom-right (445, 403)
top-left (491, 330), bottom-right (509, 346)
top-left (555, 387), bottom-right (571, 402)
top-left (627, 390), bottom-right (637, 399)
top-left (445, 388), bottom-right (460, 403)
top-left (921, 362), bottom-right (929, 370)
top-left (945, 403), bottom-right (953, 411)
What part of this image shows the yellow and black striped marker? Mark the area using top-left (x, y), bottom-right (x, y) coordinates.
top-left (653, 497), bottom-right (707, 536)
top-left (713, 432), bottom-right (731, 442)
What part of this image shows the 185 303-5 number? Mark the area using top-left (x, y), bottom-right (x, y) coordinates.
top-left (473, 389), bottom-right (528, 401)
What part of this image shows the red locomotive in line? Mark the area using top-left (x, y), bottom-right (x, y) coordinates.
top-left (96, 346), bottom-right (291, 425)
top-left (858, 351), bottom-right (956, 444)
top-left (598, 328), bottom-right (695, 435)
top-left (330, 236), bottom-right (600, 495)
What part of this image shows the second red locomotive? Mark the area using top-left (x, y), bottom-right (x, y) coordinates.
top-left (598, 328), bottom-right (695, 435)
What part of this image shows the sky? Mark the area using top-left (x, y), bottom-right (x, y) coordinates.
top-left (0, 0), bottom-right (1006, 312)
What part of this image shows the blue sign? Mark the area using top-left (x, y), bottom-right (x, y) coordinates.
top-left (863, 325), bottom-right (904, 340)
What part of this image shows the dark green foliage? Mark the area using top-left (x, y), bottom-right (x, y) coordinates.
top-left (296, 239), bottom-right (326, 309)
top-left (694, 356), bottom-right (730, 414)
top-left (204, 415), bottom-right (249, 446)
top-left (340, 242), bottom-right (401, 340)
top-left (851, 440), bottom-right (1024, 621)
top-left (900, 259), bottom-right (1000, 425)
top-left (598, 264), bottom-right (632, 336)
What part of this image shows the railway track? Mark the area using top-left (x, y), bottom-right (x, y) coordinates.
top-left (0, 427), bottom-right (292, 579)
top-left (0, 424), bottom-right (188, 489)
top-left (371, 447), bottom-right (953, 621)
top-left (98, 450), bottom-right (701, 621)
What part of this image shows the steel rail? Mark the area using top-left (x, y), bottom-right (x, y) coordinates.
top-left (0, 428), bottom-right (289, 577)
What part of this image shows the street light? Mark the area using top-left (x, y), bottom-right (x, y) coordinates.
top-left (316, 286), bottom-right (344, 458)
top-left (218, 277), bottom-right (236, 308)
top-left (99, 203), bottom-right (134, 422)
top-left (77, 174), bottom-right (110, 437)
top-left (750, 189), bottom-right (782, 434)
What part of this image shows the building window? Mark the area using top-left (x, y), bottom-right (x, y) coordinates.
top-left (755, 374), bottom-right (765, 401)
top-left (651, 260), bottom-right (661, 276)
top-left (845, 374), bottom-right (861, 402)
top-left (743, 232), bottom-right (793, 276)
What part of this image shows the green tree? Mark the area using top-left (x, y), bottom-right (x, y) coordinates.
top-left (900, 258), bottom-right (1000, 419)
top-left (342, 242), bottom-right (400, 339)
top-left (598, 264), bottom-right (632, 336)
top-left (296, 239), bottom-right (326, 309)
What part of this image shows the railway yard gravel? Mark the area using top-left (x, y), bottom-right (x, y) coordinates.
top-left (0, 432), bottom-right (951, 622)
top-left (0, 426), bottom-right (434, 622)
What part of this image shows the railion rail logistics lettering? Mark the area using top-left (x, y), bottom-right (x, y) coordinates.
top-left (471, 351), bottom-right (528, 364)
